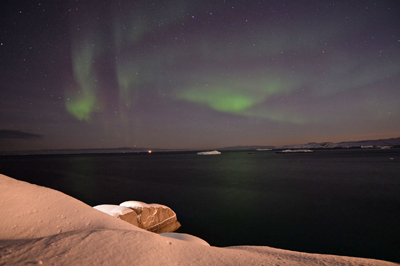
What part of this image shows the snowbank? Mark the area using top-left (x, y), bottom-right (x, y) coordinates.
top-left (0, 173), bottom-right (397, 265)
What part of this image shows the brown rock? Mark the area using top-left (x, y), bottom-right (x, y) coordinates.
top-left (120, 201), bottom-right (181, 233)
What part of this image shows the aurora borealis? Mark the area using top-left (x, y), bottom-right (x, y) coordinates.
top-left (1, 0), bottom-right (400, 151)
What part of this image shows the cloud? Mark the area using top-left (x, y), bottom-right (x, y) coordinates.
top-left (0, 130), bottom-right (42, 140)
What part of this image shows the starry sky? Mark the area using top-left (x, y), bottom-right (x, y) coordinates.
top-left (1, 0), bottom-right (400, 152)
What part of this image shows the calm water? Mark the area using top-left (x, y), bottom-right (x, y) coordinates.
top-left (1, 149), bottom-right (400, 263)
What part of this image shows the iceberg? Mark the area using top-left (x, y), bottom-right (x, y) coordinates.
top-left (380, 146), bottom-right (392, 149)
top-left (197, 150), bottom-right (221, 155)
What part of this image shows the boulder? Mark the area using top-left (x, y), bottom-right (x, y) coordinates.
top-left (120, 201), bottom-right (181, 233)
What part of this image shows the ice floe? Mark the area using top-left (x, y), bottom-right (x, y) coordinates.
top-left (197, 150), bottom-right (221, 155)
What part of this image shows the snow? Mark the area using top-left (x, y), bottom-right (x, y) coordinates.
top-left (94, 204), bottom-right (134, 217)
top-left (120, 200), bottom-right (169, 209)
top-left (160, 233), bottom-right (210, 246)
top-left (0, 173), bottom-right (398, 265)
top-left (197, 150), bottom-right (221, 155)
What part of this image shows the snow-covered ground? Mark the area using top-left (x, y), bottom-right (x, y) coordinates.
top-left (0, 173), bottom-right (397, 265)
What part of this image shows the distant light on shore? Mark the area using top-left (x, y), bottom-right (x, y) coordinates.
top-left (148, 150), bottom-right (152, 154)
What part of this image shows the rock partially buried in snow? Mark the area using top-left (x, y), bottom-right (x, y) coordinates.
top-left (120, 201), bottom-right (181, 233)
top-left (93, 205), bottom-right (139, 226)
top-left (161, 232), bottom-right (210, 246)
top-left (93, 202), bottom-right (181, 233)
top-left (94, 203), bottom-right (203, 245)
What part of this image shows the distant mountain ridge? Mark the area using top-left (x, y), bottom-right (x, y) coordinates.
top-left (220, 137), bottom-right (400, 150)
top-left (274, 137), bottom-right (400, 150)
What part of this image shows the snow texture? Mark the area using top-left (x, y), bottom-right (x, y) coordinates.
top-left (160, 232), bottom-right (210, 246)
top-left (93, 204), bottom-right (134, 217)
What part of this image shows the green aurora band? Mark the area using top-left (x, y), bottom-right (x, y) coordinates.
top-left (66, 38), bottom-right (100, 121)
top-left (175, 76), bottom-right (302, 118)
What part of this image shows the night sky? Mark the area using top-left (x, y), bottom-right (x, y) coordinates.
top-left (1, 0), bottom-right (400, 152)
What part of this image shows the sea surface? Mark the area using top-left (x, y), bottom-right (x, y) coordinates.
top-left (1, 149), bottom-right (399, 263)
